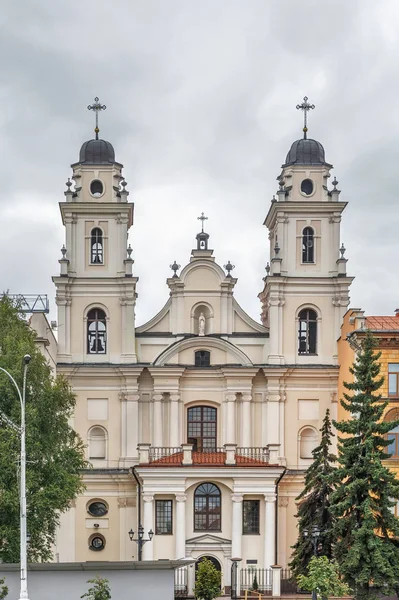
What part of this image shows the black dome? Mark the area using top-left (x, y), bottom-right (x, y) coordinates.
top-left (284, 138), bottom-right (326, 167)
top-left (79, 139), bottom-right (115, 164)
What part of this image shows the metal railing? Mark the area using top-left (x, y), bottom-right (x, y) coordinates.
top-left (149, 447), bottom-right (182, 463)
top-left (240, 568), bottom-right (272, 594)
top-left (280, 569), bottom-right (305, 594)
top-left (174, 566), bottom-right (188, 597)
top-left (236, 447), bottom-right (270, 463)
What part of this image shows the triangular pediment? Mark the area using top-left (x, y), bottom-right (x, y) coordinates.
top-left (186, 534), bottom-right (231, 545)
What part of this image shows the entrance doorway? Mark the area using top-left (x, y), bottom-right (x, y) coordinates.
top-left (196, 556), bottom-right (222, 589)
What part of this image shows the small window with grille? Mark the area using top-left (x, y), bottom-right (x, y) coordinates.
top-left (155, 500), bottom-right (173, 535)
top-left (195, 350), bottom-right (210, 367)
top-left (243, 500), bottom-right (260, 534)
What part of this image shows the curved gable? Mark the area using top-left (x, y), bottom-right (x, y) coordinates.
top-left (153, 336), bottom-right (253, 367)
top-left (180, 260), bottom-right (226, 291)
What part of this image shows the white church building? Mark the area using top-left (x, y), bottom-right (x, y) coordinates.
top-left (35, 99), bottom-right (352, 592)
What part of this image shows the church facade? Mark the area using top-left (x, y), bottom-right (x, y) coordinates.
top-left (46, 102), bottom-right (352, 590)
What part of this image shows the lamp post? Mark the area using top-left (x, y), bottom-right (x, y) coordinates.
top-left (128, 524), bottom-right (154, 560)
top-left (0, 354), bottom-right (31, 600)
top-left (230, 557), bottom-right (242, 600)
top-left (303, 525), bottom-right (321, 600)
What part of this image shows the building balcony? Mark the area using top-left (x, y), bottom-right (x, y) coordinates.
top-left (137, 443), bottom-right (281, 466)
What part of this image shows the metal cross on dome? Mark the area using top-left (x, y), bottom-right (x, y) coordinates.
top-left (296, 96), bottom-right (315, 139)
top-left (87, 97), bottom-right (107, 140)
top-left (197, 212), bottom-right (208, 233)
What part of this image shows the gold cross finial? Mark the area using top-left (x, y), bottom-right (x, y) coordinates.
top-left (197, 212), bottom-right (208, 233)
top-left (296, 96), bottom-right (315, 139)
top-left (87, 97), bottom-right (107, 140)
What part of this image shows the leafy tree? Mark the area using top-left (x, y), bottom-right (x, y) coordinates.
top-left (0, 296), bottom-right (87, 562)
top-left (81, 576), bottom-right (111, 600)
top-left (290, 410), bottom-right (336, 577)
top-left (0, 577), bottom-right (8, 599)
top-left (194, 558), bottom-right (221, 600)
top-left (331, 332), bottom-right (399, 598)
top-left (297, 556), bottom-right (350, 600)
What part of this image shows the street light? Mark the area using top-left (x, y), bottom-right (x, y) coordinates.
top-left (303, 525), bottom-right (321, 600)
top-left (128, 525), bottom-right (154, 561)
top-left (0, 354), bottom-right (31, 600)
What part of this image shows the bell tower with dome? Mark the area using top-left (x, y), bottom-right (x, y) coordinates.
top-left (259, 97), bottom-right (353, 365)
top-left (53, 98), bottom-right (137, 364)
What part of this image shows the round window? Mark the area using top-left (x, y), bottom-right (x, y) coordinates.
top-left (88, 501), bottom-right (108, 517)
top-left (300, 179), bottom-right (314, 196)
top-left (89, 535), bottom-right (105, 551)
top-left (90, 180), bottom-right (104, 197)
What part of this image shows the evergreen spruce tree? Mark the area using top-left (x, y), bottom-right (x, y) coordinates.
top-left (290, 410), bottom-right (336, 578)
top-left (331, 332), bottom-right (399, 598)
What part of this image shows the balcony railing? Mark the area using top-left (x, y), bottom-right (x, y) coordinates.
top-left (149, 447), bottom-right (182, 464)
top-left (236, 446), bottom-right (270, 463)
top-left (139, 443), bottom-right (280, 466)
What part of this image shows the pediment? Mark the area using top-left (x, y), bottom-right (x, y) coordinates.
top-left (186, 534), bottom-right (231, 545)
top-left (153, 336), bottom-right (253, 366)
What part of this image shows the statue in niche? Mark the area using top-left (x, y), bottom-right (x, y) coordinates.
top-left (198, 312), bottom-right (206, 336)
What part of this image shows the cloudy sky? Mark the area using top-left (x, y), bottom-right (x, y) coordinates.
top-left (1, 0), bottom-right (398, 326)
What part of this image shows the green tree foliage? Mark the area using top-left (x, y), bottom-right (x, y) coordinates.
top-left (81, 576), bottom-right (111, 600)
top-left (0, 296), bottom-right (87, 562)
top-left (297, 556), bottom-right (350, 599)
top-left (194, 558), bottom-right (221, 600)
top-left (290, 410), bottom-right (336, 577)
top-left (0, 577), bottom-right (8, 599)
top-left (331, 332), bottom-right (399, 598)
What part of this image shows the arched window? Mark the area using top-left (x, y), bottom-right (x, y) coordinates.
top-left (194, 483), bottom-right (221, 531)
top-left (87, 308), bottom-right (107, 354)
top-left (195, 350), bottom-right (210, 367)
top-left (298, 309), bottom-right (317, 355)
top-left (91, 228), bottom-right (103, 264)
top-left (299, 427), bottom-right (318, 459)
top-left (302, 227), bottom-right (314, 263)
top-left (188, 406), bottom-right (217, 451)
top-left (88, 427), bottom-right (107, 459)
top-left (385, 409), bottom-right (399, 458)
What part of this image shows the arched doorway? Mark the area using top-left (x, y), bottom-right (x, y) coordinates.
top-left (195, 555), bottom-right (222, 589)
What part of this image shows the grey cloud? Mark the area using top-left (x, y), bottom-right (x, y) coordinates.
top-left (1, 0), bottom-right (399, 324)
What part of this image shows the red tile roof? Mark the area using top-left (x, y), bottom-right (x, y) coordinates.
top-left (366, 316), bottom-right (399, 331)
top-left (147, 451), bottom-right (276, 467)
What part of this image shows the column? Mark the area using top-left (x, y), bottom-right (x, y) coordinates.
top-left (277, 497), bottom-right (289, 567)
top-left (170, 394), bottom-right (180, 447)
top-left (264, 495), bottom-right (276, 568)
top-left (152, 394), bottom-right (163, 447)
top-left (121, 393), bottom-right (139, 461)
top-left (142, 495), bottom-right (154, 560)
top-left (175, 494), bottom-right (187, 558)
top-left (241, 394), bottom-right (252, 447)
top-left (225, 393), bottom-right (236, 444)
top-left (118, 497), bottom-right (129, 560)
top-left (231, 494), bottom-right (243, 559)
top-left (126, 394), bottom-right (139, 458)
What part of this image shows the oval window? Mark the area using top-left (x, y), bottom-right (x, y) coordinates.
top-left (89, 534), bottom-right (105, 551)
top-left (301, 179), bottom-right (314, 196)
top-left (90, 180), bottom-right (104, 197)
top-left (88, 501), bottom-right (108, 517)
